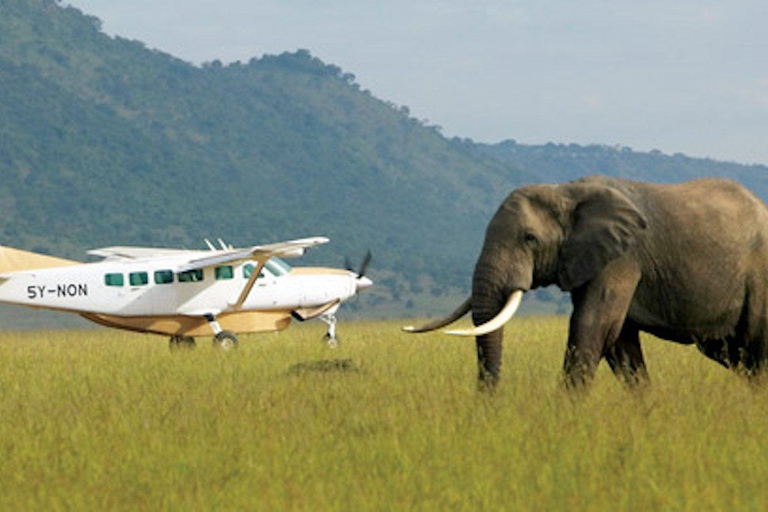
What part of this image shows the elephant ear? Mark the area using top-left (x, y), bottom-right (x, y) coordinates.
top-left (558, 186), bottom-right (647, 291)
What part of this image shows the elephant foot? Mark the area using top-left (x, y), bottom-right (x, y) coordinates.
top-left (476, 369), bottom-right (499, 394)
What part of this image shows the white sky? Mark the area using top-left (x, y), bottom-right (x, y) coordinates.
top-left (66, 0), bottom-right (768, 165)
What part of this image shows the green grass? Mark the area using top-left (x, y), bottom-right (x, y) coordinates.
top-left (1, 317), bottom-right (767, 510)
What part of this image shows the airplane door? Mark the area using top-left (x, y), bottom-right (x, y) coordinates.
top-left (141, 269), bottom-right (177, 315)
top-left (125, 271), bottom-right (151, 314)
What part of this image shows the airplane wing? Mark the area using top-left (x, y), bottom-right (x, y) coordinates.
top-left (87, 247), bottom-right (192, 259)
top-left (176, 237), bottom-right (329, 273)
top-left (89, 237), bottom-right (329, 268)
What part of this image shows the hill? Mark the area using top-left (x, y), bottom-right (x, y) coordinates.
top-left (1, 0), bottom-right (767, 320)
top-left (478, 140), bottom-right (768, 198)
top-left (0, 0), bottom-right (529, 313)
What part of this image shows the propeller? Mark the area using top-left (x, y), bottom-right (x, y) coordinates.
top-left (345, 250), bottom-right (372, 278)
top-left (345, 250), bottom-right (373, 294)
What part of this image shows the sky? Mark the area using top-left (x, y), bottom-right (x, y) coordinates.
top-left (66, 0), bottom-right (768, 165)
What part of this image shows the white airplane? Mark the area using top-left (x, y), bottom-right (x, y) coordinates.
top-left (0, 237), bottom-right (373, 349)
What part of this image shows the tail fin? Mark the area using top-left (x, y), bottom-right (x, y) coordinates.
top-left (0, 245), bottom-right (78, 274)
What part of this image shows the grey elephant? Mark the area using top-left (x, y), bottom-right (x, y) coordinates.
top-left (405, 175), bottom-right (768, 388)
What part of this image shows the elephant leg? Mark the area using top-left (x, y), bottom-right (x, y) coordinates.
top-left (696, 338), bottom-right (740, 369)
top-left (737, 298), bottom-right (768, 378)
top-left (563, 258), bottom-right (641, 389)
top-left (603, 321), bottom-right (649, 387)
top-left (741, 343), bottom-right (768, 378)
top-left (713, 284), bottom-right (768, 378)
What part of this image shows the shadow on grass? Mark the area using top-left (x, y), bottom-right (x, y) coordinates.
top-left (287, 358), bottom-right (361, 375)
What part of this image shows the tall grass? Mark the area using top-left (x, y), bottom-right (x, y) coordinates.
top-left (1, 318), bottom-right (767, 510)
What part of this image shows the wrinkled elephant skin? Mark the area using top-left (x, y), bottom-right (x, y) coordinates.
top-left (408, 176), bottom-right (768, 389)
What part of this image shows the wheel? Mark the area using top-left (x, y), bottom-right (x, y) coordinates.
top-left (323, 333), bottom-right (340, 349)
top-left (213, 330), bottom-right (239, 351)
top-left (322, 314), bottom-right (339, 348)
top-left (169, 335), bottom-right (196, 351)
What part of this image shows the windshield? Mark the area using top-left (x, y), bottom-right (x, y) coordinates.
top-left (264, 257), bottom-right (292, 276)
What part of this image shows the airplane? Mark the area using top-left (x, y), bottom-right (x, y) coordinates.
top-left (0, 237), bottom-right (373, 349)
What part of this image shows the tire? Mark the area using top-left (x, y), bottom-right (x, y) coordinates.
top-left (169, 335), bottom-right (196, 351)
top-left (323, 333), bottom-right (340, 349)
top-left (213, 330), bottom-right (239, 351)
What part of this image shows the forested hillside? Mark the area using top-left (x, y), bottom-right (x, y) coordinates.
top-left (1, 0), bottom-right (767, 318)
top-left (479, 140), bottom-right (768, 199)
top-left (0, 0), bottom-right (529, 315)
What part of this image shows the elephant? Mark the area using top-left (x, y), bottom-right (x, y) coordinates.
top-left (404, 175), bottom-right (768, 389)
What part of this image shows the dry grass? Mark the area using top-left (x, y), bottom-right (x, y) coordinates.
top-left (1, 317), bottom-right (767, 510)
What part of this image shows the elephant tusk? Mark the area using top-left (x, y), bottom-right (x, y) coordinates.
top-left (444, 290), bottom-right (524, 337)
top-left (402, 296), bottom-right (472, 333)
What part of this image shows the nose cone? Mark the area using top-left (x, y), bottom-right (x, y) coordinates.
top-left (356, 276), bottom-right (373, 292)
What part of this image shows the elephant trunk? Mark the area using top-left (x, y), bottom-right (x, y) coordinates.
top-left (471, 263), bottom-right (511, 387)
top-left (474, 322), bottom-right (504, 387)
top-left (400, 258), bottom-right (527, 389)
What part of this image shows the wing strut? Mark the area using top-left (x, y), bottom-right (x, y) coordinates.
top-left (234, 260), bottom-right (269, 309)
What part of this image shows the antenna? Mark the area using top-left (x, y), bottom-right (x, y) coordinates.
top-left (204, 239), bottom-right (216, 251)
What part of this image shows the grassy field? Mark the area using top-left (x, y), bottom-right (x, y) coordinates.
top-left (1, 317), bottom-right (767, 510)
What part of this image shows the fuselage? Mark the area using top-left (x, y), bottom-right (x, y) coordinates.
top-left (0, 253), bottom-right (361, 317)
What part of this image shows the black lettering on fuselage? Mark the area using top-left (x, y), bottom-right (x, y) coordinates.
top-left (27, 283), bottom-right (88, 300)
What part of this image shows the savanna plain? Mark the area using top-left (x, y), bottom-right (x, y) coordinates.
top-left (1, 317), bottom-right (768, 511)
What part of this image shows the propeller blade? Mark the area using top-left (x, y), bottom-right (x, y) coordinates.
top-left (358, 250), bottom-right (372, 277)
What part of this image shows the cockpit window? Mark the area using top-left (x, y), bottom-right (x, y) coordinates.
top-left (265, 257), bottom-right (291, 276)
top-left (243, 259), bottom-right (289, 279)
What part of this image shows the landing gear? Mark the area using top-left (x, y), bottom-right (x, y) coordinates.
top-left (169, 335), bottom-right (196, 350)
top-left (204, 313), bottom-right (239, 351)
top-left (213, 329), bottom-right (239, 351)
top-left (320, 313), bottom-right (339, 348)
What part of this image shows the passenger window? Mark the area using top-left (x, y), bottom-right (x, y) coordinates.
top-left (105, 273), bottom-right (124, 287)
top-left (154, 270), bottom-right (174, 284)
top-left (243, 263), bottom-right (254, 279)
top-left (215, 266), bottom-right (234, 280)
top-left (130, 272), bottom-right (149, 286)
top-left (177, 269), bottom-right (204, 283)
